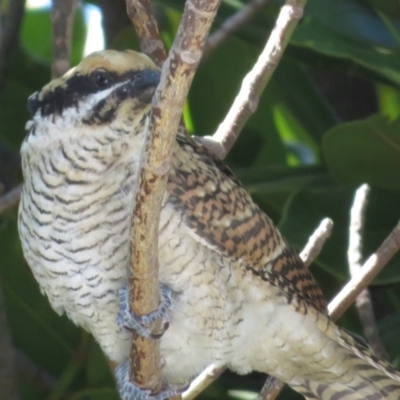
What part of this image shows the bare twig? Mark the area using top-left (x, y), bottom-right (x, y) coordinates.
top-left (257, 375), bottom-right (285, 400)
top-left (354, 288), bottom-right (389, 359)
top-left (0, 0), bottom-right (25, 95)
top-left (182, 364), bottom-right (226, 400)
top-left (125, 0), bottom-right (167, 67)
top-left (347, 184), bottom-right (389, 359)
top-left (348, 184), bottom-right (370, 274)
top-left (329, 219), bottom-right (400, 320)
top-left (51, 0), bottom-right (78, 79)
top-left (129, 0), bottom-right (222, 395)
top-left (184, 218), bottom-right (333, 400)
top-left (0, 184), bottom-right (22, 215)
top-left (0, 284), bottom-right (20, 400)
top-left (300, 218), bottom-right (334, 268)
top-left (202, 0), bottom-right (270, 61)
top-left (199, 0), bottom-right (307, 159)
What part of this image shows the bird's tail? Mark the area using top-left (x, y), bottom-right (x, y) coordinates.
top-left (292, 326), bottom-right (400, 400)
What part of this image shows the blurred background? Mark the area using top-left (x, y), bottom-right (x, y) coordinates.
top-left (0, 0), bottom-right (400, 399)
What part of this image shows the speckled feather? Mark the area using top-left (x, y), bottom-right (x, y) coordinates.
top-left (19, 50), bottom-right (400, 400)
top-left (170, 132), bottom-right (327, 314)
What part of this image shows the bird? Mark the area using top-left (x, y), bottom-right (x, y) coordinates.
top-left (18, 49), bottom-right (400, 400)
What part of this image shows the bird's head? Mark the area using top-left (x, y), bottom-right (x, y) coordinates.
top-left (27, 50), bottom-right (160, 128)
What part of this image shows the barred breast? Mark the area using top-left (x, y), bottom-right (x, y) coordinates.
top-left (18, 115), bottom-right (243, 376)
top-left (18, 119), bottom-right (147, 362)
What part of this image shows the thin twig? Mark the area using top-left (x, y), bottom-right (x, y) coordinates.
top-left (200, 0), bottom-right (307, 159)
top-left (300, 218), bottom-right (333, 268)
top-left (51, 0), bottom-right (78, 79)
top-left (124, 0), bottom-right (188, 136)
top-left (347, 184), bottom-right (389, 360)
top-left (0, 0), bottom-right (25, 95)
top-left (348, 184), bottom-right (370, 275)
top-left (182, 364), bottom-right (226, 400)
top-left (125, 0), bottom-right (167, 67)
top-left (0, 184), bottom-right (22, 215)
top-left (129, 0), bottom-right (222, 395)
top-left (202, 0), bottom-right (270, 61)
top-left (183, 218), bottom-right (333, 400)
top-left (257, 375), bottom-right (285, 400)
top-left (329, 219), bottom-right (400, 320)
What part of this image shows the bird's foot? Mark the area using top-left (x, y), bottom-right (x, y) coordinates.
top-left (116, 362), bottom-right (188, 400)
top-left (117, 284), bottom-right (172, 339)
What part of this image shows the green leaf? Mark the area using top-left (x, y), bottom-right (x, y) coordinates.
top-left (0, 48), bottom-right (49, 150)
top-left (366, 0), bottom-right (400, 19)
top-left (21, 7), bottom-right (87, 66)
top-left (86, 340), bottom-right (116, 389)
top-left (279, 186), bottom-right (400, 284)
top-left (304, 0), bottom-right (400, 48)
top-left (379, 312), bottom-right (400, 368)
top-left (292, 2), bottom-right (400, 86)
top-left (273, 59), bottom-right (337, 144)
top-left (322, 115), bottom-right (400, 192)
top-left (0, 78), bottom-right (31, 149)
top-left (377, 84), bottom-right (400, 119)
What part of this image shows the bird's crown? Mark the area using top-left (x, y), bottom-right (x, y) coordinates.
top-left (28, 50), bottom-right (160, 122)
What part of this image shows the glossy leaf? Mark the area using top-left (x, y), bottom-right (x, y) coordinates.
top-left (323, 115), bottom-right (400, 192)
top-left (280, 186), bottom-right (400, 284)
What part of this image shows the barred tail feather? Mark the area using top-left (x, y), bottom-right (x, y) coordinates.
top-left (292, 327), bottom-right (400, 400)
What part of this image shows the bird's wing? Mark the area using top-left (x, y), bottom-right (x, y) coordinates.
top-left (169, 134), bottom-right (400, 399)
top-left (168, 133), bottom-right (327, 314)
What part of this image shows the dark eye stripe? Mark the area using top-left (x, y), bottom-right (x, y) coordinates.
top-left (29, 69), bottom-right (153, 118)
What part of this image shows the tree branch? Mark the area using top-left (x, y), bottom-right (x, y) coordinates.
top-left (202, 0), bottom-right (270, 61)
top-left (0, 184), bottom-right (22, 215)
top-left (125, 0), bottom-right (167, 67)
top-left (199, 0), bottom-right (307, 160)
top-left (348, 184), bottom-right (388, 360)
top-left (300, 218), bottom-right (333, 268)
top-left (329, 219), bottom-right (400, 320)
top-left (51, 0), bottom-right (78, 79)
top-left (348, 184), bottom-right (370, 274)
top-left (128, 0), bottom-right (221, 395)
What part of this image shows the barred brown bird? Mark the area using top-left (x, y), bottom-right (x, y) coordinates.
top-left (19, 50), bottom-right (400, 400)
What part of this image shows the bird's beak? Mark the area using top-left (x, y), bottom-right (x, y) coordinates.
top-left (132, 69), bottom-right (161, 91)
top-left (117, 68), bottom-right (161, 103)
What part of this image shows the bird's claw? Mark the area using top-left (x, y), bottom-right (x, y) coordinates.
top-left (116, 362), bottom-right (188, 400)
top-left (117, 284), bottom-right (172, 339)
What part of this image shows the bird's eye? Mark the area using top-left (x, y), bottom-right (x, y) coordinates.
top-left (94, 70), bottom-right (110, 88)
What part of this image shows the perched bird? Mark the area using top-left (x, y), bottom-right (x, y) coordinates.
top-left (19, 49), bottom-right (400, 400)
